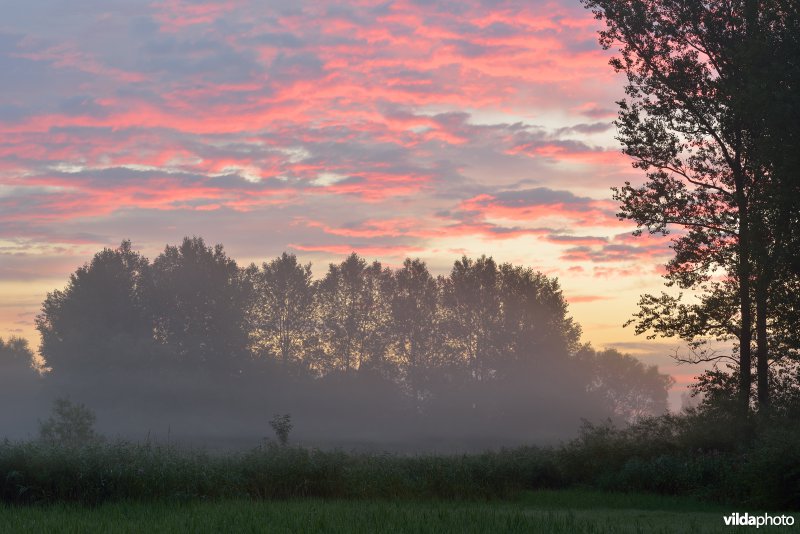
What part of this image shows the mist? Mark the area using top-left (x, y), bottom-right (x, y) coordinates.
top-left (0, 237), bottom-right (671, 452)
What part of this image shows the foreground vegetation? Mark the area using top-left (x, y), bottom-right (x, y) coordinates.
top-left (0, 490), bottom-right (754, 534)
top-left (2, 410), bottom-right (798, 510)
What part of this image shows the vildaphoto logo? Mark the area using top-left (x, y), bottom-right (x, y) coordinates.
top-left (723, 512), bottom-right (795, 528)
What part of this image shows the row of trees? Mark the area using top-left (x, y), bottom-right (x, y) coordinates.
top-left (5, 238), bottom-right (673, 441)
top-left (584, 0), bottom-right (800, 415)
top-left (37, 240), bottom-right (581, 384)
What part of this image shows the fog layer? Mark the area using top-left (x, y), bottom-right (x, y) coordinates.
top-left (0, 238), bottom-right (671, 451)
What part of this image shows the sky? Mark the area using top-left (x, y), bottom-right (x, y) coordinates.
top-left (0, 0), bottom-right (698, 405)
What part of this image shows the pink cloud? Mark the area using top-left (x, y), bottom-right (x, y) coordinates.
top-left (151, 0), bottom-right (241, 31)
top-left (12, 43), bottom-right (146, 83)
top-left (289, 243), bottom-right (426, 258)
top-left (567, 294), bottom-right (611, 303)
top-left (0, 0), bottom-right (668, 357)
top-left (458, 190), bottom-right (619, 227)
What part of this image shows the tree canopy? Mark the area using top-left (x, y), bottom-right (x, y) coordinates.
top-left (584, 0), bottom-right (800, 414)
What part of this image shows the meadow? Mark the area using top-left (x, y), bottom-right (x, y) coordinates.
top-left (1, 410), bottom-right (798, 532)
top-left (0, 490), bottom-right (757, 534)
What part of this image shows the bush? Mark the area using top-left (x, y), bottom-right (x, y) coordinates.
top-left (268, 414), bottom-right (292, 446)
top-left (38, 398), bottom-right (102, 448)
top-left (740, 425), bottom-right (800, 509)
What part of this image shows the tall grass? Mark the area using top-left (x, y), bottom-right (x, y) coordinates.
top-left (2, 411), bottom-right (798, 509)
top-left (0, 440), bottom-right (560, 505)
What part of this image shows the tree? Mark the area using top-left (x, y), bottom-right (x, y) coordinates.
top-left (268, 413), bottom-right (293, 446)
top-left (440, 256), bottom-right (502, 383)
top-left (736, 1), bottom-right (800, 277)
top-left (0, 337), bottom-right (41, 436)
top-left (389, 258), bottom-right (441, 407)
top-left (582, 0), bottom-right (795, 413)
top-left (0, 336), bottom-right (39, 387)
top-left (36, 241), bottom-right (155, 380)
top-left (497, 263), bottom-right (582, 371)
top-left (151, 237), bottom-right (252, 376)
top-left (38, 397), bottom-right (101, 447)
top-left (315, 253), bottom-right (392, 374)
top-left (737, 1), bottom-right (800, 411)
top-left (583, 348), bottom-right (674, 422)
top-left (250, 253), bottom-right (315, 369)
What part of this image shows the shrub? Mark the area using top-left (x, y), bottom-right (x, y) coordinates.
top-left (268, 414), bottom-right (292, 446)
top-left (38, 398), bottom-right (101, 448)
top-left (740, 425), bottom-right (800, 509)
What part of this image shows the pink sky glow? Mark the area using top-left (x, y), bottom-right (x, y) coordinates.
top-left (0, 0), bottom-right (705, 407)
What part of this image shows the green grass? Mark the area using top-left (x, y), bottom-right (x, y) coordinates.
top-left (519, 488), bottom-right (731, 512)
top-left (2, 490), bottom-right (791, 534)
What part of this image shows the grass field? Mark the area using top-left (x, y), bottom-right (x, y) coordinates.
top-left (2, 489), bottom-right (788, 533)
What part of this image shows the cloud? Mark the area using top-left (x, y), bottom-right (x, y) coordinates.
top-left (553, 122), bottom-right (613, 136)
top-left (561, 243), bottom-right (671, 264)
top-left (457, 187), bottom-right (619, 226)
top-left (289, 242), bottom-right (426, 259)
top-left (0, 0), bottom-right (672, 359)
top-left (567, 294), bottom-right (611, 303)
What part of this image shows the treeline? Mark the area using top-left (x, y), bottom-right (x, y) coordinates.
top-left (2, 238), bottom-right (671, 447)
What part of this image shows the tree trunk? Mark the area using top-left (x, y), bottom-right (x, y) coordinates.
top-left (751, 214), bottom-right (773, 413)
top-left (737, 199), bottom-right (753, 416)
top-left (755, 277), bottom-right (770, 411)
top-left (744, 0), bottom-right (770, 414)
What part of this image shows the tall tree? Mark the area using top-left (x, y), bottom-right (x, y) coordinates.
top-left (36, 241), bottom-right (154, 379)
top-left (736, 0), bottom-right (800, 410)
top-left (389, 258), bottom-right (441, 406)
top-left (151, 237), bottom-right (251, 375)
top-left (440, 256), bottom-right (502, 382)
top-left (581, 0), bottom-right (791, 413)
top-left (250, 253), bottom-right (315, 369)
top-left (316, 253), bottom-right (392, 374)
top-left (497, 263), bottom-right (581, 371)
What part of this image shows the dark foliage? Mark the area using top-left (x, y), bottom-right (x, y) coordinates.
top-left (1, 409), bottom-right (797, 508)
top-left (582, 0), bottom-right (800, 414)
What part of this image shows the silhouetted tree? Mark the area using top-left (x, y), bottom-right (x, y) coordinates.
top-left (0, 336), bottom-right (39, 385)
top-left (440, 256), bottom-right (502, 383)
top-left (36, 241), bottom-right (155, 380)
top-left (389, 258), bottom-right (441, 408)
top-left (250, 253), bottom-right (315, 370)
top-left (151, 237), bottom-right (251, 376)
top-left (316, 253), bottom-right (392, 374)
top-left (0, 336), bottom-right (41, 436)
top-left (582, 0), bottom-right (798, 413)
top-left (584, 348), bottom-right (674, 422)
top-left (737, 1), bottom-right (800, 411)
top-left (497, 264), bottom-right (581, 372)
